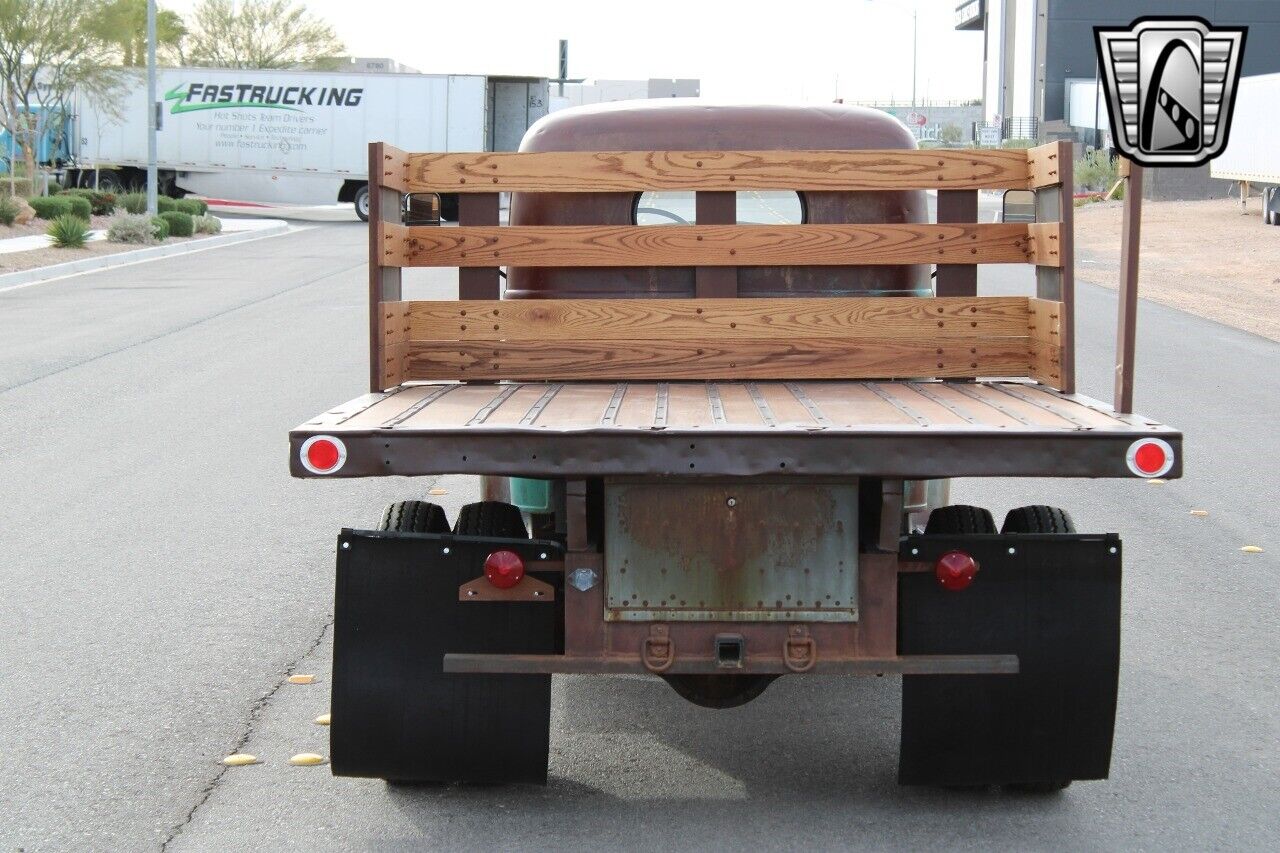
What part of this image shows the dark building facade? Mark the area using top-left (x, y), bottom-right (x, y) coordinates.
top-left (962, 0), bottom-right (1280, 139)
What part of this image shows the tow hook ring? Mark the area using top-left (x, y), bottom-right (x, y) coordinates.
top-left (642, 625), bottom-right (674, 673)
top-left (783, 626), bottom-right (817, 673)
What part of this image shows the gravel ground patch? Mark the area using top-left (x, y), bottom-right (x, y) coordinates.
top-left (1074, 197), bottom-right (1280, 341)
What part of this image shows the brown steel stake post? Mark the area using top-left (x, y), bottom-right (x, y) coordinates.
top-left (1114, 159), bottom-right (1143, 414)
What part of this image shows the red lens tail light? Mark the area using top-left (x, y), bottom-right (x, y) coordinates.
top-left (1126, 438), bottom-right (1174, 478)
top-left (935, 550), bottom-right (979, 591)
top-left (299, 435), bottom-right (347, 475)
top-left (484, 550), bottom-right (525, 589)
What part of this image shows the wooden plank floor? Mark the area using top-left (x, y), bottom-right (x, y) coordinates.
top-left (305, 380), bottom-right (1162, 434)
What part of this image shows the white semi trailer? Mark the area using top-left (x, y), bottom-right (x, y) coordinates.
top-left (68, 68), bottom-right (549, 220)
top-left (1210, 72), bottom-right (1280, 224)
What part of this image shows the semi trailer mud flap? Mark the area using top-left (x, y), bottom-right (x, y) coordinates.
top-left (331, 529), bottom-right (562, 782)
top-left (897, 534), bottom-right (1121, 787)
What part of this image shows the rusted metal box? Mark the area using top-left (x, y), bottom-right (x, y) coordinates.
top-left (603, 481), bottom-right (858, 622)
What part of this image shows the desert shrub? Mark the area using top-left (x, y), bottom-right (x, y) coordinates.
top-left (43, 181), bottom-right (61, 195)
top-left (47, 213), bottom-right (90, 248)
top-left (1075, 150), bottom-right (1119, 192)
top-left (193, 213), bottom-right (222, 234)
top-left (158, 210), bottom-right (194, 237)
top-left (157, 195), bottom-right (178, 213)
top-left (1001, 138), bottom-right (1037, 149)
top-left (150, 215), bottom-right (170, 240)
top-left (64, 187), bottom-right (117, 215)
top-left (62, 194), bottom-right (92, 220)
top-left (1, 176), bottom-right (34, 197)
top-left (106, 213), bottom-right (157, 244)
top-left (120, 192), bottom-right (147, 214)
top-left (174, 197), bottom-right (208, 216)
top-left (27, 195), bottom-right (72, 219)
top-left (0, 195), bottom-right (19, 226)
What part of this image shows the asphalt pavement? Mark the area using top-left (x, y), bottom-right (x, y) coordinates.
top-left (0, 219), bottom-right (1276, 851)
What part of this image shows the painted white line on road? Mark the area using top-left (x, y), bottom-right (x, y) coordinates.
top-left (0, 224), bottom-right (313, 294)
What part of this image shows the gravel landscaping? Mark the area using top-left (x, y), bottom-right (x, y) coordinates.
top-left (1074, 197), bottom-right (1280, 342)
top-left (0, 234), bottom-right (198, 274)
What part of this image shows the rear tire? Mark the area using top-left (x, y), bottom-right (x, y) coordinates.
top-left (454, 501), bottom-right (527, 538)
top-left (925, 504), bottom-right (997, 535)
top-left (380, 500), bottom-right (449, 534)
top-left (1002, 505), bottom-right (1076, 534)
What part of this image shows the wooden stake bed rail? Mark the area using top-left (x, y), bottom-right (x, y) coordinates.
top-left (289, 380), bottom-right (1181, 480)
top-left (382, 147), bottom-right (1067, 193)
top-left (377, 296), bottom-right (1064, 386)
top-left (383, 222), bottom-right (1059, 267)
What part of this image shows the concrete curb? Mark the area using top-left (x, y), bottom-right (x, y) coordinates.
top-left (0, 221), bottom-right (292, 291)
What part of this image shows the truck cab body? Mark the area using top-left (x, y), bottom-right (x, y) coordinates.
top-left (290, 102), bottom-right (1179, 789)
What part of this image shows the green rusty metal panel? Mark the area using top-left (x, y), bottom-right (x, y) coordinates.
top-left (603, 481), bottom-right (858, 622)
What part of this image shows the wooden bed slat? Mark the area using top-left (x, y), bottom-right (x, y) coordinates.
top-left (404, 338), bottom-right (1032, 382)
top-left (407, 296), bottom-right (1033, 342)
top-left (386, 222), bottom-right (1045, 268)
top-left (405, 149), bottom-right (1034, 193)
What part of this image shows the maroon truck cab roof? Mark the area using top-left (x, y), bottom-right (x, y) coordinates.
top-left (506, 101), bottom-right (930, 300)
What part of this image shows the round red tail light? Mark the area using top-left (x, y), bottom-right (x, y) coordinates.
top-left (935, 550), bottom-right (979, 591)
top-left (484, 550), bottom-right (525, 589)
top-left (299, 435), bottom-right (347, 475)
top-left (1126, 437), bottom-right (1174, 478)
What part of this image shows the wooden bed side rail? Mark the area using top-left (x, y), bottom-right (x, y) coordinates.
top-left (377, 296), bottom-right (1066, 387)
top-left (381, 222), bottom-right (1059, 268)
top-left (377, 144), bottom-right (1070, 193)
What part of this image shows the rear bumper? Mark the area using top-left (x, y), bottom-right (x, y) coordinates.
top-left (291, 425), bottom-right (1182, 480)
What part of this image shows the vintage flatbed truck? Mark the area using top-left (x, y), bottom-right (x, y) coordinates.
top-left (289, 103), bottom-right (1178, 790)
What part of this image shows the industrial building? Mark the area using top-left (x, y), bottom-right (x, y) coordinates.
top-left (957, 0), bottom-right (1280, 142)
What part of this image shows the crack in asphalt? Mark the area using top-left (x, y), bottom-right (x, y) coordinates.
top-left (0, 258), bottom-right (365, 397)
top-left (160, 616), bottom-right (336, 852)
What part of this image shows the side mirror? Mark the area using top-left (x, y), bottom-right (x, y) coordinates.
top-left (1001, 189), bottom-right (1037, 223)
top-left (403, 192), bottom-right (441, 226)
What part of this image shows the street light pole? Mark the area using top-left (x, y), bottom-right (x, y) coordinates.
top-left (912, 7), bottom-right (918, 108)
top-left (146, 0), bottom-right (158, 216)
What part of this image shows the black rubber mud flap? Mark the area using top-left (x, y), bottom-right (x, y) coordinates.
top-left (331, 529), bottom-right (562, 783)
top-left (898, 533), bottom-right (1121, 787)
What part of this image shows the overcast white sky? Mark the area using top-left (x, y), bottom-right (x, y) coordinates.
top-left (164, 0), bottom-right (985, 104)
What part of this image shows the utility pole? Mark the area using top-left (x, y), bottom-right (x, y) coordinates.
top-left (146, 0), bottom-right (158, 215)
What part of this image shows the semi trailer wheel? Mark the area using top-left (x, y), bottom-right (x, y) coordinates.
top-left (353, 184), bottom-right (370, 222)
top-left (331, 500), bottom-right (556, 784)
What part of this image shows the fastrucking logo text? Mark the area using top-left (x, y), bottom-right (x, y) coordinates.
top-left (164, 82), bottom-right (364, 114)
